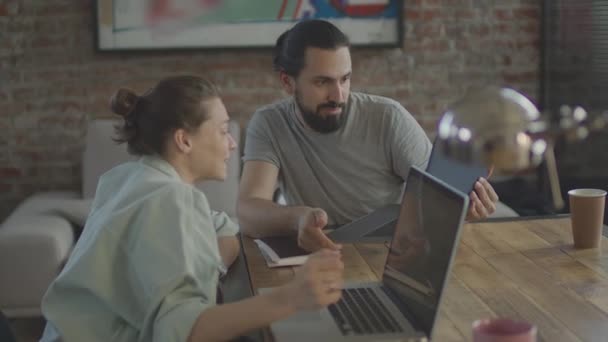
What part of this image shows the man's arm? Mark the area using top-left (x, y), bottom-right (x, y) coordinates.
top-left (217, 236), bottom-right (239, 268)
top-left (237, 161), bottom-right (310, 238)
top-left (238, 161), bottom-right (340, 251)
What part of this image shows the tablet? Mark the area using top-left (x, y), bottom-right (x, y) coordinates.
top-left (326, 204), bottom-right (400, 243)
top-left (426, 145), bottom-right (489, 194)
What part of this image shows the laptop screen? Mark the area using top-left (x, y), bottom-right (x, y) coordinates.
top-left (382, 166), bottom-right (468, 336)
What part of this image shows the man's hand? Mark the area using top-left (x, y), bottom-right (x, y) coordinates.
top-left (297, 208), bottom-right (340, 252)
top-left (466, 177), bottom-right (499, 220)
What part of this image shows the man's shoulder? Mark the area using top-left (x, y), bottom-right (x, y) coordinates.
top-left (248, 97), bottom-right (294, 135)
top-left (350, 92), bottom-right (411, 123)
top-left (253, 97), bottom-right (293, 118)
top-left (351, 92), bottom-right (405, 112)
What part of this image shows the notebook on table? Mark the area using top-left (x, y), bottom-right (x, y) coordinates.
top-left (262, 166), bottom-right (469, 342)
top-left (254, 236), bottom-right (309, 268)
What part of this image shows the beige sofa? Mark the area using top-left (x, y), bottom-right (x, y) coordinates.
top-left (0, 119), bottom-right (241, 317)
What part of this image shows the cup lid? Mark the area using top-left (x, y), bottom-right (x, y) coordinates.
top-left (568, 188), bottom-right (607, 198)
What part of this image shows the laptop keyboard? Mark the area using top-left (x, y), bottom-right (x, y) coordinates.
top-left (328, 287), bottom-right (404, 336)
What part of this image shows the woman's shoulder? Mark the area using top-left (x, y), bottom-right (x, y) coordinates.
top-left (95, 161), bottom-right (213, 224)
top-left (154, 182), bottom-right (212, 219)
top-left (149, 181), bottom-right (202, 207)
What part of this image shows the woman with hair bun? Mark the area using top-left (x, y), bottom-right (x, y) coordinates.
top-left (39, 75), bottom-right (344, 342)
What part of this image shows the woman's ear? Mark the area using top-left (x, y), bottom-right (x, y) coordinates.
top-left (279, 71), bottom-right (295, 95)
top-left (173, 128), bottom-right (192, 153)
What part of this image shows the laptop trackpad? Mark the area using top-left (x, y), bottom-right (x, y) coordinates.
top-left (258, 288), bottom-right (341, 341)
top-left (271, 308), bottom-right (343, 342)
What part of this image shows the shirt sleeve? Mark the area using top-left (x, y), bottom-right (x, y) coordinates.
top-left (242, 109), bottom-right (280, 167)
top-left (210, 210), bottom-right (239, 237)
top-left (128, 184), bottom-right (223, 342)
top-left (386, 102), bottom-right (433, 180)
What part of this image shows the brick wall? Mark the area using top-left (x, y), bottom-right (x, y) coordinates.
top-left (0, 0), bottom-right (540, 220)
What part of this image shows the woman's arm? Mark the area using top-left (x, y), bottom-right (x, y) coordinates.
top-left (187, 249), bottom-right (344, 342)
top-left (187, 286), bottom-right (293, 342)
top-left (217, 236), bottom-right (240, 268)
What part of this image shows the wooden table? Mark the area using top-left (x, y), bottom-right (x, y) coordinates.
top-left (241, 217), bottom-right (608, 342)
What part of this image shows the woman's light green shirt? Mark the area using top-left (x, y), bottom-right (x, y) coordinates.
top-left (40, 156), bottom-right (239, 342)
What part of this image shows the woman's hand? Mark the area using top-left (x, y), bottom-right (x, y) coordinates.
top-left (281, 249), bottom-right (344, 311)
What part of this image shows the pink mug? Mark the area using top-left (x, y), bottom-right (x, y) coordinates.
top-left (472, 318), bottom-right (537, 342)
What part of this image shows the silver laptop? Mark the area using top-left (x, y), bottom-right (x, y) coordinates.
top-left (266, 166), bottom-right (469, 341)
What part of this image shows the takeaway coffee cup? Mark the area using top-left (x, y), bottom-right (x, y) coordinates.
top-left (568, 188), bottom-right (607, 249)
top-left (472, 318), bottom-right (537, 342)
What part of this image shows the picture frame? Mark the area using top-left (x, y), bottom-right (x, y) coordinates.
top-left (95, 0), bottom-right (403, 51)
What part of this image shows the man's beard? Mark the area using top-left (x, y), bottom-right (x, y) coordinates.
top-left (295, 92), bottom-right (346, 134)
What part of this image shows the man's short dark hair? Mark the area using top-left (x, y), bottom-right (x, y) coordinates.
top-left (273, 20), bottom-right (350, 77)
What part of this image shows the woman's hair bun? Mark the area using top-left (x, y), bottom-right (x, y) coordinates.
top-left (110, 88), bottom-right (139, 117)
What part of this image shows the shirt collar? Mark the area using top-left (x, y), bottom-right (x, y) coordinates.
top-left (138, 155), bottom-right (182, 180)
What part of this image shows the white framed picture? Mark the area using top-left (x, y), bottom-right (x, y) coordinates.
top-left (95, 0), bottom-right (403, 50)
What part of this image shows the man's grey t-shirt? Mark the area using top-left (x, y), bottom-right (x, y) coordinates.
top-left (244, 92), bottom-right (432, 226)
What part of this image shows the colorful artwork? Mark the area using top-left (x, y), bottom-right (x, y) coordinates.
top-left (95, 0), bottom-right (401, 50)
